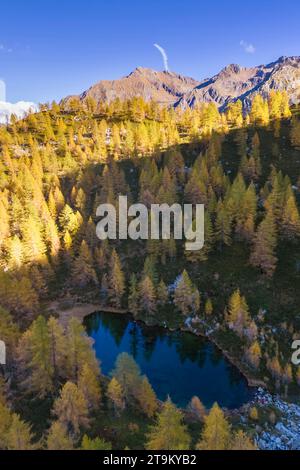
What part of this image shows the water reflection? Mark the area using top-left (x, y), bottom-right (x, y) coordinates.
top-left (84, 311), bottom-right (253, 408)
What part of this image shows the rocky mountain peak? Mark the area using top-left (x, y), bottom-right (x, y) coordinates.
top-left (63, 55), bottom-right (300, 111)
top-left (219, 64), bottom-right (242, 76)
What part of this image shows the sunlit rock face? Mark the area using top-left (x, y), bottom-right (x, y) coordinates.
top-left (176, 56), bottom-right (300, 111)
top-left (63, 56), bottom-right (300, 112)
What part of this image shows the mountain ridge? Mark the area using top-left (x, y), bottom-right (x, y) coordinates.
top-left (78, 67), bottom-right (200, 106)
top-left (64, 55), bottom-right (300, 110)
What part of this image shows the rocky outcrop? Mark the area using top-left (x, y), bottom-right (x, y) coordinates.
top-left (253, 388), bottom-right (300, 450)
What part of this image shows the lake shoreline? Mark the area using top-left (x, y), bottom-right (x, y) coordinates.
top-left (47, 298), bottom-right (265, 395)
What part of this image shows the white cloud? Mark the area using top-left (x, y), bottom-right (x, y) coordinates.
top-left (0, 80), bottom-right (6, 101)
top-left (0, 101), bottom-right (38, 124)
top-left (154, 43), bottom-right (169, 71)
top-left (240, 40), bottom-right (255, 54)
top-left (0, 43), bottom-right (13, 53)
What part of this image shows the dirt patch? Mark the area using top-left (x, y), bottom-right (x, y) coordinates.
top-left (47, 299), bottom-right (128, 327)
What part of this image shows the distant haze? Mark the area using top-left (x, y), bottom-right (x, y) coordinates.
top-left (0, 80), bottom-right (6, 102)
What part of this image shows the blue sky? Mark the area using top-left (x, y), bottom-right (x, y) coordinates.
top-left (0, 0), bottom-right (299, 103)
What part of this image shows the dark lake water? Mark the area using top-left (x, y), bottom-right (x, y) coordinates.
top-left (84, 311), bottom-right (253, 409)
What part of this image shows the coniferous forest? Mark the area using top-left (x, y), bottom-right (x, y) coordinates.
top-left (1, 89), bottom-right (300, 451)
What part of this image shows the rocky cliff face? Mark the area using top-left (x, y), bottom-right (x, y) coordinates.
top-left (252, 56), bottom-right (300, 106)
top-left (65, 56), bottom-right (300, 110)
top-left (176, 56), bottom-right (300, 110)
